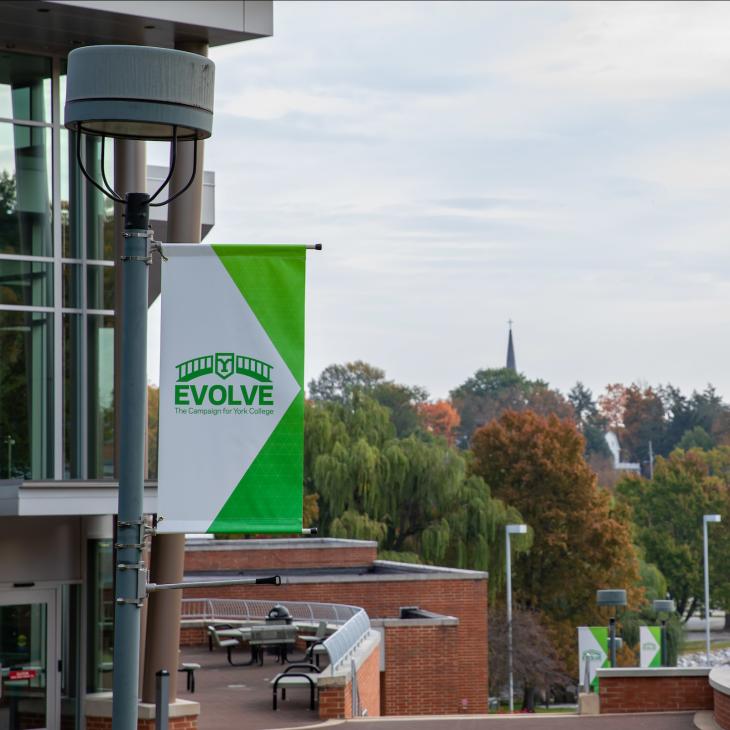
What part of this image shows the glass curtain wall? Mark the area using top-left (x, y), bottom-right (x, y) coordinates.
top-left (0, 50), bottom-right (115, 480)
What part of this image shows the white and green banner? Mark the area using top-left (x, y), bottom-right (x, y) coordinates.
top-left (578, 627), bottom-right (609, 692)
top-left (640, 626), bottom-right (661, 668)
top-left (157, 244), bottom-right (306, 534)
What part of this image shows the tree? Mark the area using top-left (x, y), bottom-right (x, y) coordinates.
top-left (616, 448), bottom-right (729, 619)
top-left (569, 382), bottom-right (611, 460)
top-left (677, 426), bottom-right (714, 452)
top-left (308, 361), bottom-right (386, 402)
top-left (470, 410), bottom-right (642, 671)
top-left (308, 361), bottom-right (427, 437)
top-left (147, 384), bottom-right (159, 478)
top-left (304, 393), bottom-right (526, 594)
top-left (621, 385), bottom-right (665, 464)
top-left (488, 606), bottom-right (569, 709)
top-left (598, 383), bottom-right (628, 431)
top-left (450, 368), bottom-right (574, 446)
top-left (417, 400), bottom-right (460, 444)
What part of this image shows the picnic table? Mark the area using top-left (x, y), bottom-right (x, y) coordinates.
top-left (215, 624), bottom-right (299, 666)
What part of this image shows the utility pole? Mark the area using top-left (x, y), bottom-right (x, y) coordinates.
top-left (648, 440), bottom-right (654, 480)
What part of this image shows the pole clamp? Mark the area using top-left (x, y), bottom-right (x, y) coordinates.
top-left (122, 229), bottom-right (154, 239)
top-left (115, 597), bottom-right (144, 608)
top-left (114, 542), bottom-right (145, 550)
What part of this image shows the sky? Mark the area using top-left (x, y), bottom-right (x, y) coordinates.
top-left (148, 1), bottom-right (730, 402)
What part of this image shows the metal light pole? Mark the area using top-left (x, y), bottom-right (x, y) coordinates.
top-left (4, 435), bottom-right (14, 478)
top-left (506, 523), bottom-right (527, 713)
top-left (65, 45), bottom-right (215, 730)
top-left (653, 599), bottom-right (675, 667)
top-left (703, 514), bottom-right (722, 665)
top-left (597, 590), bottom-right (627, 668)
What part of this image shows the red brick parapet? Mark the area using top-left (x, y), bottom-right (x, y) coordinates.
top-left (710, 665), bottom-right (730, 729)
top-left (315, 629), bottom-right (381, 720)
top-left (185, 537), bottom-right (378, 573)
top-left (597, 667), bottom-right (712, 714)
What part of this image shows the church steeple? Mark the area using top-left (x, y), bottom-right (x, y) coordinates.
top-left (506, 320), bottom-right (516, 372)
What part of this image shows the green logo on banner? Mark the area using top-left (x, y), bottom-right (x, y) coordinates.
top-left (174, 352), bottom-right (276, 411)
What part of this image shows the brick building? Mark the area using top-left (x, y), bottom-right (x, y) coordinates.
top-left (181, 537), bottom-right (489, 716)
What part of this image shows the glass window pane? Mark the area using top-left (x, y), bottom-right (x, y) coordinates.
top-left (85, 137), bottom-right (115, 261)
top-left (87, 265), bottom-right (114, 311)
top-left (0, 122), bottom-right (52, 256)
top-left (0, 51), bottom-right (52, 122)
top-left (86, 540), bottom-right (114, 693)
top-left (0, 602), bottom-right (48, 729)
top-left (88, 314), bottom-right (114, 478)
top-left (0, 310), bottom-right (53, 479)
top-left (62, 133), bottom-right (114, 261)
top-left (61, 585), bottom-right (81, 730)
top-left (62, 263), bottom-right (80, 309)
top-left (0, 258), bottom-right (52, 306)
top-left (63, 313), bottom-right (82, 479)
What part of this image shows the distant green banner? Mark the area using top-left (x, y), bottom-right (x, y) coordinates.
top-left (640, 626), bottom-right (661, 668)
top-left (158, 244), bottom-right (306, 534)
top-left (578, 626), bottom-right (609, 692)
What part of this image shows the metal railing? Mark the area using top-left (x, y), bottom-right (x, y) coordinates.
top-left (181, 597), bottom-right (371, 674)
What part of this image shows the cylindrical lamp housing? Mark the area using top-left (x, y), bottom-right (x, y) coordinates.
top-left (653, 599), bottom-right (676, 614)
top-left (65, 45), bottom-right (214, 140)
top-left (597, 589), bottom-right (627, 607)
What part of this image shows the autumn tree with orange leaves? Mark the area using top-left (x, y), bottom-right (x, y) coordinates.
top-left (470, 410), bottom-right (642, 672)
top-left (417, 400), bottom-right (460, 445)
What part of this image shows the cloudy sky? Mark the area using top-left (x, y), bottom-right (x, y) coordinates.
top-left (151, 1), bottom-right (730, 401)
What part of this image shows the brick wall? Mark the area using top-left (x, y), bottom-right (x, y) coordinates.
top-left (715, 690), bottom-right (730, 729)
top-left (183, 577), bottom-right (488, 714)
top-left (86, 717), bottom-right (197, 730)
top-left (381, 623), bottom-right (459, 715)
top-left (185, 542), bottom-right (376, 572)
top-left (599, 674), bottom-right (713, 713)
top-left (318, 638), bottom-right (380, 720)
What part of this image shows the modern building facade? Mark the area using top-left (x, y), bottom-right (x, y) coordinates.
top-left (0, 3), bottom-right (272, 728)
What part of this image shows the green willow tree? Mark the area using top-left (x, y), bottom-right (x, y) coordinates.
top-left (305, 392), bottom-right (527, 597)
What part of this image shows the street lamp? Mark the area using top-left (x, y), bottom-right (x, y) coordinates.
top-left (506, 523), bottom-right (527, 713)
top-left (597, 589), bottom-right (627, 668)
top-left (65, 44), bottom-right (214, 730)
top-left (703, 514), bottom-right (722, 665)
top-left (653, 599), bottom-right (675, 666)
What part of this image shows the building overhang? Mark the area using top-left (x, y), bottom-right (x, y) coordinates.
top-left (0, 479), bottom-right (157, 517)
top-left (0, 1), bottom-right (272, 55)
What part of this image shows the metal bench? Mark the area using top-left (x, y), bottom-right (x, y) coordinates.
top-left (272, 663), bottom-right (322, 710)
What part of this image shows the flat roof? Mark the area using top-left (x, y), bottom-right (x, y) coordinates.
top-left (185, 560), bottom-right (488, 584)
top-left (0, 479), bottom-right (157, 516)
top-left (186, 537), bottom-right (378, 551)
top-left (0, 1), bottom-right (272, 55)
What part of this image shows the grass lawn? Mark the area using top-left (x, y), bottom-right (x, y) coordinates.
top-left (681, 639), bottom-right (730, 654)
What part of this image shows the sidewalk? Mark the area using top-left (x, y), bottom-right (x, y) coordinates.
top-left (341, 712), bottom-right (697, 729)
top-left (179, 645), bottom-right (318, 730)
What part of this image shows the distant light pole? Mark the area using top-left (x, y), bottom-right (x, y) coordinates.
top-left (653, 599), bottom-right (675, 666)
top-left (4, 434), bottom-right (14, 478)
top-left (597, 589), bottom-right (627, 668)
top-left (703, 514), bottom-right (722, 664)
top-left (506, 523), bottom-right (527, 713)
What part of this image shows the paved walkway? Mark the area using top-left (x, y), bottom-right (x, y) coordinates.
top-left (179, 645), bottom-right (318, 730)
top-left (340, 712), bottom-right (697, 730)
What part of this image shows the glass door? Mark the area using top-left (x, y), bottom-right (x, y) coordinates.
top-left (0, 590), bottom-right (57, 730)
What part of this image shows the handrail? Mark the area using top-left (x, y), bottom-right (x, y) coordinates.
top-left (181, 597), bottom-right (371, 672)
